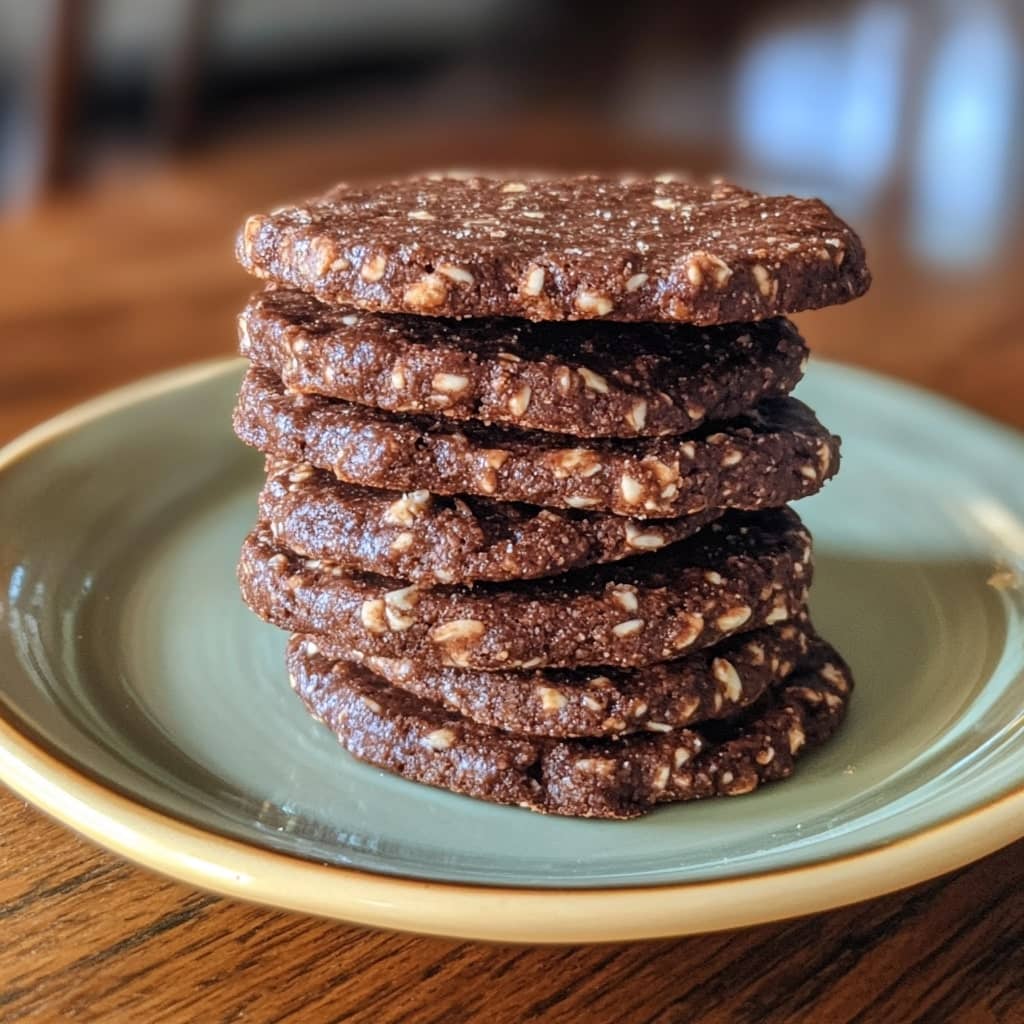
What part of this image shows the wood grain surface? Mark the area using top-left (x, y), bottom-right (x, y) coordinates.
top-left (0, 125), bottom-right (1022, 1024)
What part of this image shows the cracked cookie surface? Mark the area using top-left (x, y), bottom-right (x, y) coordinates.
top-left (235, 367), bottom-right (840, 518)
top-left (236, 173), bottom-right (870, 324)
top-left (259, 460), bottom-right (722, 584)
top-left (311, 618), bottom-right (816, 738)
top-left (239, 508), bottom-right (812, 670)
top-left (241, 287), bottom-right (808, 437)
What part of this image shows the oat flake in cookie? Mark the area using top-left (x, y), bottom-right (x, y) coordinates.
top-left (260, 461), bottom-right (722, 585)
top-left (235, 367), bottom-right (840, 518)
top-left (241, 287), bottom-right (808, 437)
top-left (238, 508), bottom-right (813, 670)
top-left (287, 636), bottom-right (853, 818)
top-left (237, 174), bottom-right (870, 323)
top-left (310, 618), bottom-right (816, 738)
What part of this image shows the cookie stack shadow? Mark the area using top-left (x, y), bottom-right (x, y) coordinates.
top-left (232, 174), bottom-right (869, 818)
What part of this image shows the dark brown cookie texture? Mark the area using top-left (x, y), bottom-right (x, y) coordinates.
top-left (236, 174), bottom-right (870, 324)
top-left (260, 461), bottom-right (721, 585)
top-left (238, 508), bottom-right (813, 670)
top-left (287, 635), bottom-right (853, 818)
top-left (235, 368), bottom-right (839, 518)
top-left (241, 287), bottom-right (808, 438)
top-left (311, 618), bottom-right (815, 738)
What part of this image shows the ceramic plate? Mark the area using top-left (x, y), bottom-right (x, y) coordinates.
top-left (0, 359), bottom-right (1022, 943)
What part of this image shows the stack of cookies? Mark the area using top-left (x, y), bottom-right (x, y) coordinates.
top-left (233, 174), bottom-right (870, 819)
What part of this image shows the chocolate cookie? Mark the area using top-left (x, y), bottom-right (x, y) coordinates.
top-left (287, 635), bottom-right (853, 818)
top-left (238, 508), bottom-right (812, 669)
top-left (260, 460), bottom-right (722, 584)
top-left (235, 368), bottom-right (839, 518)
top-left (237, 174), bottom-right (870, 324)
top-left (312, 618), bottom-right (814, 738)
top-left (241, 287), bottom-right (808, 438)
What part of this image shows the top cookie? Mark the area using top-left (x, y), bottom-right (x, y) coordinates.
top-left (237, 173), bottom-right (870, 324)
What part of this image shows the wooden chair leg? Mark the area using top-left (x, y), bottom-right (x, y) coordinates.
top-left (158, 0), bottom-right (217, 152)
top-left (30, 0), bottom-right (92, 196)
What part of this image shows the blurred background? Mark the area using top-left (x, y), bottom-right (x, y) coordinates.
top-left (0, 0), bottom-right (1021, 431)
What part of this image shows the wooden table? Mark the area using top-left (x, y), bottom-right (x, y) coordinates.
top-left (1, 129), bottom-right (1022, 1023)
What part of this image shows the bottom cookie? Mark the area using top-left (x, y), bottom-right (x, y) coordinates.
top-left (287, 635), bottom-right (853, 819)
